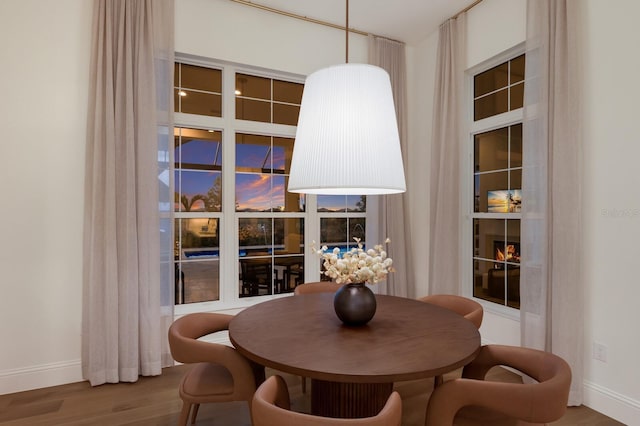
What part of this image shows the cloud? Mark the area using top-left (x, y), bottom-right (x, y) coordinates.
top-left (235, 174), bottom-right (289, 210)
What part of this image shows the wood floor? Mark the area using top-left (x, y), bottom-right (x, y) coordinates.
top-left (0, 365), bottom-right (624, 425)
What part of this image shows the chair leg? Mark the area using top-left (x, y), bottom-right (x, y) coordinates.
top-left (247, 399), bottom-right (255, 426)
top-left (433, 374), bottom-right (444, 389)
top-left (190, 403), bottom-right (200, 424)
top-left (178, 402), bottom-right (191, 426)
top-left (251, 361), bottom-right (266, 387)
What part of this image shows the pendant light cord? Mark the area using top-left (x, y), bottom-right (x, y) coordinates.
top-left (345, 0), bottom-right (349, 63)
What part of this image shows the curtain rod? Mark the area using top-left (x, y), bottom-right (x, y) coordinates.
top-left (451, 0), bottom-right (483, 20)
top-left (229, 0), bottom-right (403, 44)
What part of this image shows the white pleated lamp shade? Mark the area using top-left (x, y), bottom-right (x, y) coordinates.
top-left (288, 63), bottom-right (406, 195)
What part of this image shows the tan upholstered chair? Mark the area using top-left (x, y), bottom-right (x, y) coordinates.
top-left (417, 294), bottom-right (484, 329)
top-left (294, 280), bottom-right (343, 295)
top-left (168, 313), bottom-right (261, 426)
top-left (253, 375), bottom-right (403, 426)
top-left (418, 294), bottom-right (484, 388)
top-left (293, 281), bottom-right (343, 392)
top-left (424, 345), bottom-right (572, 426)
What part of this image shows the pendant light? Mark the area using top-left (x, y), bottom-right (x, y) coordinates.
top-left (287, 0), bottom-right (406, 195)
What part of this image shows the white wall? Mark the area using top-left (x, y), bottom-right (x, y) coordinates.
top-left (0, 0), bottom-right (92, 394)
top-left (407, 0), bottom-right (640, 423)
top-left (580, 1), bottom-right (640, 423)
top-left (175, 0), bottom-right (368, 76)
top-left (405, 34), bottom-right (438, 300)
top-left (465, 0), bottom-right (526, 69)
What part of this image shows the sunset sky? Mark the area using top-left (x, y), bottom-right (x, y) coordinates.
top-left (176, 137), bottom-right (363, 212)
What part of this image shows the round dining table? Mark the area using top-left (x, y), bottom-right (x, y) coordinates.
top-left (229, 293), bottom-right (480, 418)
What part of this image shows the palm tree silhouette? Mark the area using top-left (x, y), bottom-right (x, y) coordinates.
top-left (181, 194), bottom-right (204, 212)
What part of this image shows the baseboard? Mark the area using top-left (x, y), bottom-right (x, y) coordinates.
top-left (0, 359), bottom-right (84, 395)
top-left (0, 331), bottom-right (230, 396)
top-left (584, 379), bottom-right (640, 425)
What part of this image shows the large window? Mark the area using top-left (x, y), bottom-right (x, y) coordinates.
top-left (236, 133), bottom-right (305, 297)
top-left (175, 62), bottom-right (222, 117)
top-left (469, 53), bottom-right (524, 309)
top-left (318, 195), bottom-right (367, 280)
top-left (235, 73), bottom-right (303, 125)
top-left (174, 127), bottom-right (222, 304)
top-left (173, 58), bottom-right (371, 310)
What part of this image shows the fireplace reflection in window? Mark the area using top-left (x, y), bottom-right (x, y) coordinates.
top-left (494, 241), bottom-right (520, 269)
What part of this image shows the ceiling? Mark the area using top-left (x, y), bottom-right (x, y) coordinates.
top-left (240, 0), bottom-right (479, 44)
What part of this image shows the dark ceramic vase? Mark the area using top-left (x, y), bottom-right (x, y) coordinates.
top-left (333, 283), bottom-right (377, 326)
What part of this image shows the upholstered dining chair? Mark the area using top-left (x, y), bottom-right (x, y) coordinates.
top-left (418, 294), bottom-right (484, 388)
top-left (293, 280), bottom-right (343, 392)
top-left (252, 375), bottom-right (403, 426)
top-left (168, 313), bottom-right (262, 426)
top-left (417, 294), bottom-right (484, 329)
top-left (424, 345), bottom-right (572, 426)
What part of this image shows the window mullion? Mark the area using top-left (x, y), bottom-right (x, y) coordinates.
top-left (221, 64), bottom-right (238, 304)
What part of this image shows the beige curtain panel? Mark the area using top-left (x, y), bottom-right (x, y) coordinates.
top-left (82, 0), bottom-right (175, 386)
top-left (428, 14), bottom-right (467, 295)
top-left (368, 35), bottom-right (414, 298)
top-left (521, 0), bottom-right (583, 406)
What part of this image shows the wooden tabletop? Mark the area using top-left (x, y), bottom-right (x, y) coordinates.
top-left (229, 293), bottom-right (481, 384)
